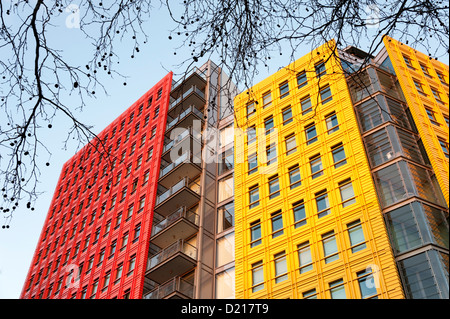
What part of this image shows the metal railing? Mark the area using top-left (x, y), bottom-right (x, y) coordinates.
top-left (143, 277), bottom-right (194, 299)
top-left (166, 105), bottom-right (204, 131)
top-left (169, 85), bottom-right (205, 111)
top-left (162, 126), bottom-right (201, 154)
top-left (171, 67), bottom-right (207, 91)
top-left (147, 239), bottom-right (198, 270)
top-left (155, 177), bottom-right (201, 206)
top-left (152, 206), bottom-right (199, 236)
top-left (159, 152), bottom-right (201, 179)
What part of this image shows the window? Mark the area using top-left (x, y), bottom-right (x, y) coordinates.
top-left (322, 231), bottom-right (339, 263)
top-left (121, 233), bottom-right (129, 249)
top-left (128, 255), bottom-right (136, 275)
top-left (339, 179), bottom-right (356, 207)
top-left (147, 96), bottom-right (153, 108)
top-left (282, 106), bottom-right (293, 125)
top-left (279, 81), bottom-right (289, 99)
top-left (138, 196), bottom-right (145, 211)
top-left (316, 190), bottom-right (330, 218)
top-left (425, 107), bottom-right (440, 126)
top-left (438, 139), bottom-right (449, 158)
top-left (133, 224), bottom-right (141, 242)
top-left (347, 220), bottom-right (367, 253)
top-left (436, 71), bottom-right (447, 85)
top-left (310, 154), bottom-right (324, 179)
top-left (420, 63), bottom-right (432, 78)
top-left (413, 79), bottom-right (426, 96)
top-left (102, 272), bottom-right (111, 290)
top-left (215, 267), bottom-right (235, 299)
top-left (288, 164), bottom-right (301, 189)
top-left (268, 175), bottom-right (280, 199)
top-left (251, 261), bottom-right (264, 292)
top-left (403, 55), bottom-right (414, 69)
top-left (217, 201), bottom-right (234, 233)
top-left (331, 143), bottom-right (347, 168)
top-left (264, 116), bottom-right (274, 135)
top-left (305, 122), bottom-right (318, 145)
top-left (266, 143), bottom-right (277, 166)
top-left (444, 115), bottom-right (449, 128)
top-left (218, 147), bottom-right (234, 175)
top-left (300, 95), bottom-right (312, 115)
top-left (246, 101), bottom-right (256, 119)
top-left (431, 87), bottom-right (443, 103)
top-left (357, 268), bottom-right (378, 299)
top-left (329, 279), bottom-right (346, 299)
top-left (218, 175), bottom-right (234, 202)
top-left (115, 264), bottom-right (123, 283)
top-left (142, 170), bottom-right (150, 185)
top-left (154, 106), bottom-right (160, 118)
top-left (262, 91), bottom-right (272, 108)
top-left (293, 200), bottom-right (306, 228)
top-left (325, 111), bottom-right (339, 134)
top-left (249, 185), bottom-right (260, 209)
top-left (247, 126), bottom-right (256, 145)
top-left (147, 147), bottom-right (153, 161)
top-left (90, 280), bottom-right (99, 298)
top-left (219, 124), bottom-right (234, 148)
top-left (271, 210), bottom-right (284, 238)
top-left (297, 71), bottom-right (308, 88)
top-left (298, 242), bottom-right (313, 273)
top-left (156, 88), bottom-right (162, 100)
top-left (319, 85), bottom-right (332, 104)
top-left (303, 288), bottom-right (318, 299)
top-left (250, 220), bottom-right (262, 248)
top-left (315, 61), bottom-right (326, 78)
top-left (216, 232), bottom-right (235, 267)
top-left (285, 134), bottom-right (297, 156)
top-left (248, 152), bottom-right (258, 175)
top-left (150, 126), bottom-right (156, 139)
top-left (274, 251), bottom-right (288, 283)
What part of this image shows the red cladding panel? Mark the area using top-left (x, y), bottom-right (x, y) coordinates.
top-left (20, 72), bottom-right (173, 299)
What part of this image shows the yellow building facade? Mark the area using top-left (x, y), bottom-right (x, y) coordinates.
top-left (383, 36), bottom-right (449, 206)
top-left (233, 41), bottom-right (405, 299)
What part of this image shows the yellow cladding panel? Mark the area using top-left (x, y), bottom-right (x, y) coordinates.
top-left (233, 40), bottom-right (404, 299)
top-left (383, 35), bottom-right (449, 206)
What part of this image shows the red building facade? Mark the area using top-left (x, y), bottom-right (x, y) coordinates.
top-left (20, 72), bottom-right (173, 299)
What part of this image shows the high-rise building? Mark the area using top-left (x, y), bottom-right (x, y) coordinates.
top-left (21, 37), bottom-right (448, 300)
top-left (233, 38), bottom-right (448, 299)
top-left (20, 61), bottom-right (238, 299)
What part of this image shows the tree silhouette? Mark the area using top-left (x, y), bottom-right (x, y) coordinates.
top-left (0, 0), bottom-right (448, 227)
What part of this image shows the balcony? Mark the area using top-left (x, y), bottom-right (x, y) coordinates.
top-left (151, 207), bottom-right (199, 248)
top-left (159, 151), bottom-right (202, 189)
top-left (168, 85), bottom-right (206, 117)
top-left (161, 126), bottom-right (202, 163)
top-left (145, 239), bottom-right (197, 284)
top-left (143, 277), bottom-right (194, 299)
top-left (165, 105), bottom-right (204, 135)
top-left (154, 177), bottom-right (201, 214)
top-left (171, 67), bottom-right (207, 98)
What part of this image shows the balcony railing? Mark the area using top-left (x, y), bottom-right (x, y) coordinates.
top-left (147, 239), bottom-right (198, 271)
top-left (166, 105), bottom-right (204, 132)
top-left (143, 277), bottom-right (194, 299)
top-left (152, 206), bottom-right (199, 237)
top-left (155, 177), bottom-right (201, 207)
top-left (171, 67), bottom-right (207, 91)
top-left (169, 85), bottom-right (205, 111)
top-left (162, 126), bottom-right (201, 154)
top-left (159, 151), bottom-right (201, 179)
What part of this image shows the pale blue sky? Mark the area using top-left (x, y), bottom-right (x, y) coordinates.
top-left (0, 3), bottom-right (447, 299)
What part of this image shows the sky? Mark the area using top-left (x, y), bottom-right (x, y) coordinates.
top-left (0, 2), bottom-right (447, 299)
